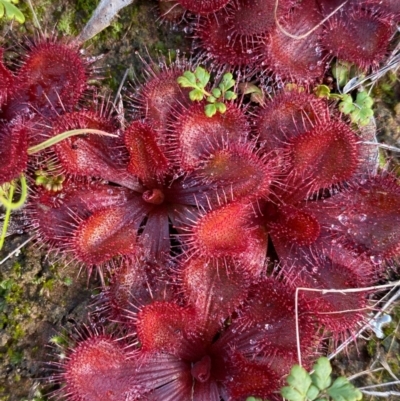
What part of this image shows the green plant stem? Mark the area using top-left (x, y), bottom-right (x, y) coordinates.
top-left (27, 129), bottom-right (118, 155)
top-left (0, 175), bottom-right (28, 209)
top-left (0, 180), bottom-right (15, 250)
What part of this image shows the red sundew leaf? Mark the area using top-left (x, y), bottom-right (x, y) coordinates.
top-left (51, 111), bottom-right (138, 189)
top-left (137, 302), bottom-right (199, 359)
top-left (312, 174), bottom-right (400, 260)
top-left (188, 202), bottom-right (253, 259)
top-left (30, 181), bottom-right (134, 250)
top-left (133, 353), bottom-right (192, 401)
top-left (176, 0), bottom-right (230, 14)
top-left (253, 91), bottom-right (330, 154)
top-left (321, 3), bottom-right (395, 71)
top-left (63, 336), bottom-right (135, 401)
top-left (181, 256), bottom-right (251, 339)
top-left (173, 103), bottom-right (249, 171)
top-left (0, 120), bottom-right (28, 185)
top-left (141, 206), bottom-right (171, 262)
top-left (106, 256), bottom-right (173, 325)
top-left (286, 248), bottom-right (375, 335)
top-left (6, 41), bottom-right (87, 119)
top-left (268, 204), bottom-right (321, 247)
top-left (72, 201), bottom-right (148, 265)
top-left (225, 0), bottom-right (296, 37)
top-left (228, 277), bottom-right (317, 371)
top-left (0, 48), bottom-right (14, 107)
top-left (284, 120), bottom-right (359, 199)
top-left (192, 141), bottom-right (276, 205)
top-left (221, 351), bottom-right (281, 400)
top-left (137, 67), bottom-right (190, 135)
top-left (262, 0), bottom-right (327, 83)
top-left (195, 13), bottom-right (263, 67)
top-left (124, 121), bottom-right (170, 186)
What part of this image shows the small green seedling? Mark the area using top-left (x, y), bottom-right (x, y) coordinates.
top-left (0, 0), bottom-right (25, 23)
top-left (246, 357), bottom-right (362, 401)
top-left (177, 66), bottom-right (237, 117)
top-left (281, 357), bottom-right (362, 401)
top-left (315, 84), bottom-right (373, 126)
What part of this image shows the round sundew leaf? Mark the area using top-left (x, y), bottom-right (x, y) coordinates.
top-left (63, 336), bottom-right (135, 401)
top-left (226, 0), bottom-right (295, 37)
top-left (173, 103), bottom-right (249, 171)
top-left (137, 67), bottom-right (190, 135)
top-left (31, 181), bottom-right (135, 250)
top-left (176, 0), bottom-right (230, 14)
top-left (137, 302), bottom-right (198, 359)
top-left (72, 202), bottom-right (146, 265)
top-left (314, 175), bottom-right (400, 260)
top-left (51, 111), bottom-right (139, 189)
top-left (262, 0), bottom-right (327, 83)
top-left (280, 245), bottom-right (376, 335)
top-left (194, 142), bottom-right (275, 204)
top-left (253, 91), bottom-right (330, 154)
top-left (321, 3), bottom-right (394, 71)
top-left (286, 120), bottom-right (359, 192)
top-left (268, 205), bottom-right (321, 247)
top-left (0, 120), bottom-right (28, 185)
top-left (220, 351), bottom-right (281, 400)
top-left (0, 48), bottom-right (14, 107)
top-left (196, 13), bottom-right (263, 67)
top-left (181, 256), bottom-right (251, 339)
top-left (124, 121), bottom-right (170, 186)
top-left (189, 202), bottom-right (252, 259)
top-left (5, 41), bottom-right (87, 119)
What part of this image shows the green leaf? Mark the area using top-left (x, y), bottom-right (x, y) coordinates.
top-left (1, 0), bottom-right (24, 23)
top-left (189, 88), bottom-right (204, 102)
top-left (281, 386), bottom-right (306, 401)
top-left (238, 82), bottom-right (262, 96)
top-left (355, 91), bottom-right (373, 109)
top-left (177, 76), bottom-right (195, 88)
top-left (182, 70), bottom-right (197, 85)
top-left (206, 95), bottom-right (216, 103)
top-left (306, 384), bottom-right (320, 401)
top-left (212, 87), bottom-right (221, 98)
top-left (215, 102), bottom-right (226, 114)
top-left (327, 377), bottom-right (362, 401)
top-left (332, 61), bottom-right (350, 87)
top-left (315, 85), bottom-right (331, 98)
top-left (285, 365), bottom-right (312, 400)
top-left (224, 91), bottom-right (237, 100)
top-left (195, 66), bottom-right (210, 88)
top-left (204, 103), bottom-right (217, 118)
top-left (338, 94), bottom-right (355, 114)
top-left (311, 357), bottom-right (332, 391)
top-left (0, 3), bottom-right (4, 18)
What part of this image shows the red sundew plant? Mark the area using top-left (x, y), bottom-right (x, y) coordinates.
top-left (1, 8), bottom-right (400, 400)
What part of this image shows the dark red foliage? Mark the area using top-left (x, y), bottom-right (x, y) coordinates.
top-left (321, 2), bottom-right (395, 70)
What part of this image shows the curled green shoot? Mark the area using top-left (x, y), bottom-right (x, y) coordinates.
top-left (0, 175), bottom-right (28, 250)
top-left (27, 128), bottom-right (118, 155)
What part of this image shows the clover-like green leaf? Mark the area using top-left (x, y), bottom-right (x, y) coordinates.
top-left (327, 377), bottom-right (362, 401)
top-left (0, 0), bottom-right (25, 23)
top-left (355, 91), bottom-right (373, 109)
top-left (338, 94), bottom-right (355, 114)
top-left (311, 357), bottom-right (332, 391)
top-left (195, 66), bottom-right (210, 88)
top-left (282, 365), bottom-right (312, 401)
top-left (212, 87), bottom-right (222, 98)
top-left (224, 91), bottom-right (237, 100)
top-left (204, 103), bottom-right (217, 118)
top-left (189, 88), bottom-right (204, 102)
top-left (306, 384), bottom-right (320, 401)
top-left (315, 85), bottom-right (331, 98)
top-left (215, 102), bottom-right (226, 114)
